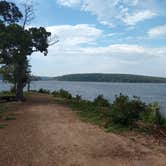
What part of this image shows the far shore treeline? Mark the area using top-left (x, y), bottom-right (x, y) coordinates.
top-left (2, 73), bottom-right (165, 83)
top-left (54, 73), bottom-right (166, 83)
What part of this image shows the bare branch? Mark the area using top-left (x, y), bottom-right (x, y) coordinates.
top-left (48, 35), bottom-right (59, 46)
top-left (22, 0), bottom-right (35, 29)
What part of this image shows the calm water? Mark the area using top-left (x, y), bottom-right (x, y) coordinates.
top-left (1, 80), bottom-right (166, 115)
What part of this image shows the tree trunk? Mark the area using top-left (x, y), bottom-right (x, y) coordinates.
top-left (27, 80), bottom-right (30, 92)
top-left (16, 65), bottom-right (24, 101)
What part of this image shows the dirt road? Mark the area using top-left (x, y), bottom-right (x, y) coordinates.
top-left (0, 94), bottom-right (166, 166)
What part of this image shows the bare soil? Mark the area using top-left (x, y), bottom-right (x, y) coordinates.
top-left (0, 94), bottom-right (166, 166)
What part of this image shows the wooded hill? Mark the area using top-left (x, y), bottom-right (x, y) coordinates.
top-left (54, 73), bottom-right (166, 83)
top-left (1, 73), bottom-right (166, 83)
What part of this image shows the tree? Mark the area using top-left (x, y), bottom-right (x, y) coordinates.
top-left (0, 1), bottom-right (51, 101)
top-left (0, 0), bottom-right (23, 24)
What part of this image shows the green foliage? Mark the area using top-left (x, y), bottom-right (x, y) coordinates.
top-left (94, 95), bottom-right (110, 107)
top-left (75, 95), bottom-right (82, 101)
top-left (0, 90), bottom-right (14, 96)
top-left (0, 1), bottom-right (22, 24)
top-left (0, 123), bottom-right (8, 129)
top-left (0, 1), bottom-right (51, 101)
top-left (52, 89), bottom-right (72, 99)
top-left (0, 105), bottom-right (6, 115)
top-left (105, 124), bottom-right (130, 133)
top-left (38, 88), bottom-right (50, 94)
top-left (4, 116), bottom-right (16, 121)
top-left (53, 90), bottom-right (166, 132)
top-left (110, 94), bottom-right (147, 126)
top-left (141, 102), bottom-right (166, 128)
top-left (55, 73), bottom-right (166, 83)
top-left (65, 99), bottom-right (105, 126)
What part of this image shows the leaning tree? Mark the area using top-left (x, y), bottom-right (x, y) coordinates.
top-left (0, 0), bottom-right (52, 101)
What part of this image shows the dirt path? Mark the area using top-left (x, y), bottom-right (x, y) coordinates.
top-left (0, 94), bottom-right (166, 166)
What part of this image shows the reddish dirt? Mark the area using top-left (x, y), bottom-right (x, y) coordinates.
top-left (0, 94), bottom-right (166, 166)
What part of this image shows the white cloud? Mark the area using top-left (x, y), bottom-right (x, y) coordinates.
top-left (42, 24), bottom-right (166, 61)
top-left (44, 24), bottom-right (166, 59)
top-left (148, 24), bottom-right (166, 38)
top-left (56, 0), bottom-right (81, 7)
top-left (46, 24), bottom-right (103, 48)
top-left (79, 44), bottom-right (166, 60)
top-left (122, 10), bottom-right (156, 26)
top-left (56, 0), bottom-right (162, 27)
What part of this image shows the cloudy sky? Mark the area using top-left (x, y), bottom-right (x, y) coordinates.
top-left (15, 0), bottom-right (166, 77)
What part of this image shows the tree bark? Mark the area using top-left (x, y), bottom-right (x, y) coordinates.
top-left (16, 65), bottom-right (24, 101)
top-left (27, 80), bottom-right (30, 92)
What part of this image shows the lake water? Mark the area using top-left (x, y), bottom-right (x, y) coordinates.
top-left (1, 80), bottom-right (166, 116)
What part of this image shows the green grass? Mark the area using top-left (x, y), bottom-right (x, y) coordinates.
top-left (0, 91), bottom-right (15, 96)
top-left (0, 105), bottom-right (6, 113)
top-left (0, 105), bottom-right (7, 118)
top-left (0, 104), bottom-right (15, 131)
top-left (55, 98), bottom-right (130, 132)
top-left (0, 123), bottom-right (8, 129)
top-left (4, 116), bottom-right (16, 121)
top-left (105, 124), bottom-right (131, 133)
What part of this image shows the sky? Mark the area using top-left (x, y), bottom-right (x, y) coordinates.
top-left (14, 0), bottom-right (166, 77)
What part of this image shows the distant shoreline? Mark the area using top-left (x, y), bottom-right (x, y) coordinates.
top-left (32, 73), bottom-right (166, 83)
top-left (31, 80), bottom-right (166, 84)
top-left (1, 73), bottom-right (166, 83)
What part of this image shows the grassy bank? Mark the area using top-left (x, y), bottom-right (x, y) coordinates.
top-left (35, 88), bottom-right (166, 136)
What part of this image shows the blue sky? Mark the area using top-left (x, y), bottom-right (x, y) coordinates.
top-left (15, 0), bottom-right (166, 77)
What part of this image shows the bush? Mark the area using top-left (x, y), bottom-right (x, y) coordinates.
top-left (38, 88), bottom-right (50, 94)
top-left (52, 89), bottom-right (166, 132)
top-left (74, 95), bottom-right (82, 102)
top-left (94, 95), bottom-right (110, 107)
top-left (52, 89), bottom-right (72, 99)
top-left (110, 94), bottom-right (147, 127)
top-left (141, 102), bottom-right (166, 128)
top-left (0, 91), bottom-right (13, 95)
top-left (10, 86), bottom-right (16, 94)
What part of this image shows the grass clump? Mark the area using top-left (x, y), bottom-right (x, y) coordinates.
top-left (0, 91), bottom-right (13, 96)
top-left (0, 105), bottom-right (7, 119)
top-left (0, 106), bottom-right (6, 114)
top-left (0, 123), bottom-right (8, 129)
top-left (4, 116), bottom-right (16, 121)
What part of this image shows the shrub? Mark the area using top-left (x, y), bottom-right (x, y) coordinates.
top-left (52, 89), bottom-right (72, 99)
top-left (94, 95), bottom-right (110, 107)
top-left (74, 95), bottom-right (82, 102)
top-left (0, 91), bottom-right (12, 95)
top-left (10, 86), bottom-right (16, 94)
top-left (110, 94), bottom-right (147, 127)
top-left (38, 88), bottom-right (50, 94)
top-left (142, 102), bottom-right (166, 128)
